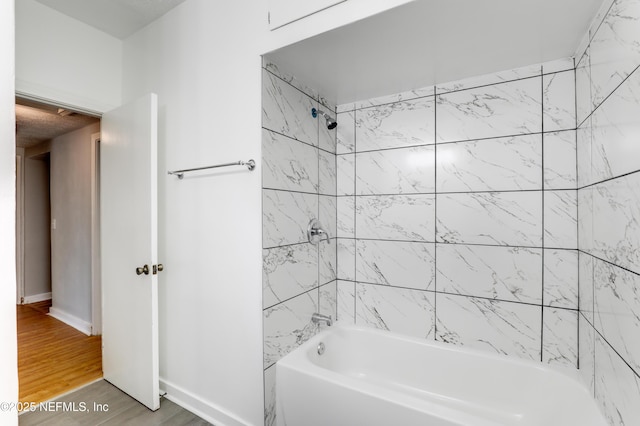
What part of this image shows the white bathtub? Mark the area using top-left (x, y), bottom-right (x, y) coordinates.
top-left (276, 324), bottom-right (605, 426)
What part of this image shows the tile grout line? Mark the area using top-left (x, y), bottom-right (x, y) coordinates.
top-left (541, 65), bottom-right (545, 363)
top-left (433, 84), bottom-right (438, 341)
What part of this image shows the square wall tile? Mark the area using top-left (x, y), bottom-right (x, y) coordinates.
top-left (592, 173), bottom-right (640, 275)
top-left (589, 0), bottom-right (640, 110)
top-left (544, 190), bottom-right (577, 249)
top-left (436, 134), bottom-right (542, 192)
top-left (543, 249), bottom-right (578, 309)
top-left (356, 283), bottom-right (435, 339)
top-left (262, 69), bottom-right (318, 146)
top-left (591, 67), bottom-right (640, 184)
top-left (436, 77), bottom-right (542, 143)
top-left (337, 154), bottom-right (355, 196)
top-left (594, 258), bottom-right (640, 375)
top-left (263, 189), bottom-right (318, 248)
top-left (436, 293), bottom-right (542, 361)
top-left (544, 130), bottom-right (577, 190)
top-left (595, 335), bottom-right (640, 426)
top-left (263, 61), bottom-right (319, 101)
top-left (542, 57), bottom-right (574, 74)
top-left (263, 290), bottom-right (318, 368)
top-left (357, 145), bottom-right (435, 195)
top-left (262, 129), bottom-right (318, 193)
top-left (337, 238), bottom-right (355, 281)
top-left (543, 70), bottom-right (576, 132)
top-left (542, 307), bottom-right (578, 368)
top-left (337, 196), bottom-right (355, 238)
top-left (355, 87), bottom-right (434, 109)
top-left (337, 280), bottom-right (355, 323)
top-left (319, 150), bottom-right (336, 196)
top-left (355, 97), bottom-right (436, 152)
top-left (319, 195), bottom-right (337, 240)
top-left (436, 64), bottom-right (541, 94)
top-left (263, 243), bottom-right (318, 309)
top-left (579, 314), bottom-right (595, 395)
top-left (579, 251), bottom-right (595, 323)
top-left (436, 244), bottom-right (542, 304)
top-left (437, 191), bottom-right (542, 246)
top-left (576, 49), bottom-right (592, 127)
top-left (576, 117), bottom-right (592, 188)
top-left (320, 238), bottom-right (337, 285)
top-left (319, 281), bottom-right (337, 320)
top-left (356, 194), bottom-right (435, 241)
top-left (264, 366), bottom-right (276, 426)
top-left (356, 240), bottom-right (435, 290)
top-left (578, 187), bottom-right (594, 253)
top-left (337, 110), bottom-right (355, 154)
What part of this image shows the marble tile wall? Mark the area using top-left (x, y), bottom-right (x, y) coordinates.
top-left (261, 63), bottom-right (337, 425)
top-left (576, 0), bottom-right (640, 424)
top-left (336, 57), bottom-right (579, 367)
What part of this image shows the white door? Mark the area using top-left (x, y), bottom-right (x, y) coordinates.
top-left (100, 93), bottom-right (160, 411)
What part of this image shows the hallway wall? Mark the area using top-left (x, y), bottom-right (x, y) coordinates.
top-left (23, 155), bottom-right (51, 300)
top-left (49, 122), bottom-right (99, 332)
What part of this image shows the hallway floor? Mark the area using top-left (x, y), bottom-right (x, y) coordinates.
top-left (19, 380), bottom-right (212, 425)
top-left (17, 300), bottom-right (102, 405)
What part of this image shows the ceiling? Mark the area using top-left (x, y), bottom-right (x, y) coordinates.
top-left (34, 0), bottom-right (187, 39)
top-left (266, 0), bottom-right (604, 105)
top-left (27, 0), bottom-right (605, 108)
top-left (16, 99), bottom-right (99, 149)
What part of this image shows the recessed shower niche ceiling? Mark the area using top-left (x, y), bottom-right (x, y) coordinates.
top-left (34, 0), bottom-right (188, 39)
top-left (265, 0), bottom-right (604, 105)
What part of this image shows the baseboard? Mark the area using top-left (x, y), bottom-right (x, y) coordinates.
top-left (159, 378), bottom-right (249, 426)
top-left (23, 292), bottom-right (52, 304)
top-left (48, 307), bottom-right (92, 336)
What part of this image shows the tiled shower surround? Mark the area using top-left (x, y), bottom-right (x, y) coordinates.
top-left (576, 0), bottom-right (640, 424)
top-left (262, 0), bottom-right (640, 423)
top-left (334, 59), bottom-right (580, 368)
top-left (261, 63), bottom-right (337, 425)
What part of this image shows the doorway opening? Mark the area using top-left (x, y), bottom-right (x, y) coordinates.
top-left (15, 96), bottom-right (103, 405)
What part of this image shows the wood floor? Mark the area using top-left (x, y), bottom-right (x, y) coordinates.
top-left (19, 380), bottom-right (212, 425)
top-left (18, 301), bottom-right (103, 405)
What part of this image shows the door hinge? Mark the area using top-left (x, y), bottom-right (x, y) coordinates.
top-left (268, 11), bottom-right (270, 24)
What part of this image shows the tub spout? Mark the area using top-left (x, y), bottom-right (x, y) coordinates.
top-left (312, 312), bottom-right (332, 327)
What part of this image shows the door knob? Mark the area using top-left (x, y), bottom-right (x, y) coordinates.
top-left (136, 264), bottom-right (150, 275)
top-left (153, 264), bottom-right (164, 274)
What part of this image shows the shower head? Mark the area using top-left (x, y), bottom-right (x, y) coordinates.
top-left (311, 108), bottom-right (337, 130)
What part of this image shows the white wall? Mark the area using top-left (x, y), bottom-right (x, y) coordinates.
top-left (50, 123), bottom-right (99, 329)
top-left (121, 1), bottom-right (266, 424)
top-left (24, 155), bottom-right (51, 299)
top-left (15, 0), bottom-right (122, 113)
top-left (0, 0), bottom-right (18, 423)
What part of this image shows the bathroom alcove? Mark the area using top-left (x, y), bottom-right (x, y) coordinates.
top-left (261, 0), bottom-right (610, 424)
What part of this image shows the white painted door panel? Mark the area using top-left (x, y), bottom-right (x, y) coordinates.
top-left (269, 0), bottom-right (346, 29)
top-left (101, 93), bottom-right (159, 411)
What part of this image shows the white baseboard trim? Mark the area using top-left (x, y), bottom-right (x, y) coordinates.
top-left (159, 378), bottom-right (249, 426)
top-left (48, 307), bottom-right (92, 336)
top-left (23, 292), bottom-right (52, 304)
